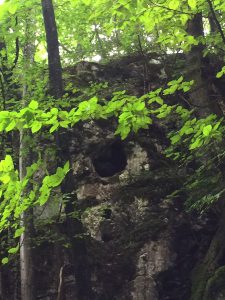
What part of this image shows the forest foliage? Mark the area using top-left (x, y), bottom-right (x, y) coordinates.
top-left (0, 0), bottom-right (225, 266)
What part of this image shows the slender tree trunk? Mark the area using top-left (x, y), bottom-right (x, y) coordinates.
top-left (19, 132), bottom-right (34, 300)
top-left (20, 135), bottom-right (34, 300)
top-left (209, 14), bottom-right (218, 33)
top-left (41, 2), bottom-right (93, 298)
top-left (41, 0), bottom-right (63, 98)
top-left (0, 16), bottom-right (20, 107)
top-left (19, 23), bottom-right (35, 300)
top-left (41, 1), bottom-right (66, 297)
top-left (94, 24), bottom-right (107, 60)
top-left (185, 13), bottom-right (220, 116)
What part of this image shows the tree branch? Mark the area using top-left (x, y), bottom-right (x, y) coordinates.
top-left (149, 0), bottom-right (194, 16)
top-left (206, 0), bottom-right (225, 46)
top-left (12, 17), bottom-right (20, 69)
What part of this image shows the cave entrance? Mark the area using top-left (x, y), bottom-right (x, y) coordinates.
top-left (92, 140), bottom-right (127, 177)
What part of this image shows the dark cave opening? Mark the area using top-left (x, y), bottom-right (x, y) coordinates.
top-left (92, 140), bottom-right (127, 177)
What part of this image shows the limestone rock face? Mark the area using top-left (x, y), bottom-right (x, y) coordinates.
top-left (2, 55), bottom-right (221, 300)
top-left (132, 239), bottom-right (175, 300)
top-left (26, 116), bottom-right (216, 300)
top-left (45, 118), bottom-right (206, 300)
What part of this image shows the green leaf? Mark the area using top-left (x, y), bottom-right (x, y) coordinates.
top-left (2, 257), bottom-right (8, 264)
top-left (169, 0), bottom-right (179, 10)
top-left (216, 66), bottom-right (225, 78)
top-left (0, 155), bottom-right (14, 172)
top-left (177, 76), bottom-right (183, 83)
top-left (120, 126), bottom-right (131, 139)
top-left (14, 227), bottom-right (25, 238)
top-left (50, 107), bottom-right (59, 115)
top-left (59, 121), bottom-right (69, 128)
top-left (171, 135), bottom-right (181, 144)
top-left (203, 125), bottom-right (212, 136)
top-left (5, 120), bottom-right (16, 132)
top-left (155, 97), bottom-right (164, 105)
top-left (28, 100), bottom-right (39, 110)
top-left (31, 121), bottom-right (42, 133)
top-left (39, 188), bottom-right (50, 206)
top-left (185, 127), bottom-right (194, 134)
top-left (49, 122), bottom-right (59, 133)
top-left (213, 121), bottom-right (222, 131)
top-left (180, 14), bottom-right (189, 25)
top-left (0, 111), bottom-right (9, 118)
top-left (119, 111), bottom-right (132, 121)
top-left (189, 138), bottom-right (203, 150)
top-left (8, 244), bottom-right (19, 254)
top-left (8, 3), bottom-right (18, 14)
top-left (188, 0), bottom-right (196, 10)
top-left (134, 102), bottom-right (145, 111)
top-left (63, 161), bottom-right (70, 173)
top-left (183, 86), bottom-right (190, 92)
top-left (0, 174), bottom-right (10, 184)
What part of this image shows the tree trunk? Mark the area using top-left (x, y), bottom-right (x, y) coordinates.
top-left (19, 125), bottom-right (34, 300)
top-left (41, 0), bottom-right (63, 98)
top-left (185, 13), bottom-right (220, 116)
top-left (19, 130), bottom-right (34, 300)
top-left (19, 25), bottom-right (35, 300)
top-left (41, 2), bottom-right (93, 298)
top-left (186, 15), bottom-right (225, 300)
top-left (191, 205), bottom-right (225, 300)
top-left (20, 210), bottom-right (34, 300)
top-left (41, 1), bottom-right (65, 297)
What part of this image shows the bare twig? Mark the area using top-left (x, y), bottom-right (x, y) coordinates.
top-left (59, 41), bottom-right (73, 54)
top-left (57, 265), bottom-right (65, 300)
top-left (138, 34), bottom-right (151, 93)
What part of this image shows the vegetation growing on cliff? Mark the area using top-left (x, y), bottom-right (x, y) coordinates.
top-left (0, 0), bottom-right (225, 299)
